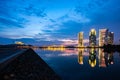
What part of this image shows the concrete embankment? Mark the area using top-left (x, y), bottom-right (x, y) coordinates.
top-left (0, 48), bottom-right (61, 80)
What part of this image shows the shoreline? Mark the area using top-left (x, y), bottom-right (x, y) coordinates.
top-left (0, 48), bottom-right (61, 80)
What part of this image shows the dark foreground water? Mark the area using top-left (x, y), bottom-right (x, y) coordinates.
top-left (35, 48), bottom-right (120, 80)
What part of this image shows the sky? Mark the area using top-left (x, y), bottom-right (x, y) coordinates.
top-left (0, 0), bottom-right (120, 46)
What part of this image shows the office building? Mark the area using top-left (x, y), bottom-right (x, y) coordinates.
top-left (99, 29), bottom-right (108, 46)
top-left (108, 32), bottom-right (114, 44)
top-left (78, 32), bottom-right (84, 47)
top-left (89, 29), bottom-right (96, 47)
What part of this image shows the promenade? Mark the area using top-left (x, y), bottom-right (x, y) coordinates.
top-left (0, 48), bottom-right (61, 80)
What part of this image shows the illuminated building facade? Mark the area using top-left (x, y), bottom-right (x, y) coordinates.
top-left (107, 32), bottom-right (114, 44)
top-left (89, 29), bottom-right (96, 47)
top-left (78, 32), bottom-right (84, 47)
top-left (99, 29), bottom-right (108, 46)
top-left (15, 41), bottom-right (24, 45)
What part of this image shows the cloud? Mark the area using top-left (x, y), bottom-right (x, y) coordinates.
top-left (59, 38), bottom-right (89, 46)
top-left (74, 0), bottom-right (110, 15)
top-left (60, 39), bottom-right (78, 46)
top-left (83, 39), bottom-right (89, 44)
top-left (0, 0), bottom-right (89, 42)
top-left (75, 0), bottom-right (120, 25)
top-left (58, 11), bottom-right (90, 24)
top-left (0, 0), bottom-right (47, 28)
top-left (0, 0), bottom-right (120, 45)
top-left (22, 4), bottom-right (47, 17)
top-left (0, 16), bottom-right (24, 28)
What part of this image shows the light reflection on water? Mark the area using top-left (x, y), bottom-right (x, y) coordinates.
top-left (35, 48), bottom-right (120, 80)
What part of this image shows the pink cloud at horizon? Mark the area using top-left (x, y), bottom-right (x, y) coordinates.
top-left (60, 39), bottom-right (89, 46)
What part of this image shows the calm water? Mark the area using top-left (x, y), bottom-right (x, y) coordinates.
top-left (35, 48), bottom-right (120, 80)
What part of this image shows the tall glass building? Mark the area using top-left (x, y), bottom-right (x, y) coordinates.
top-left (99, 29), bottom-right (108, 46)
top-left (89, 29), bottom-right (96, 47)
top-left (78, 32), bottom-right (84, 47)
top-left (108, 32), bottom-right (114, 44)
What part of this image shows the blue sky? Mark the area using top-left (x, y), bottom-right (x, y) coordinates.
top-left (0, 0), bottom-right (120, 45)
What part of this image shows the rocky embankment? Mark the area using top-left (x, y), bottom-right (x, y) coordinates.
top-left (0, 48), bottom-right (61, 80)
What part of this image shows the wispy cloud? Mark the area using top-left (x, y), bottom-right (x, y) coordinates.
top-left (58, 38), bottom-right (89, 46)
top-left (0, 0), bottom-right (120, 45)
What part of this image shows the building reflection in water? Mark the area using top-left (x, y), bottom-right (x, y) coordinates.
top-left (98, 49), bottom-right (106, 67)
top-left (105, 51), bottom-right (114, 66)
top-left (78, 49), bottom-right (84, 65)
top-left (41, 47), bottom-right (115, 68)
top-left (98, 48), bottom-right (114, 67)
top-left (88, 48), bottom-right (96, 68)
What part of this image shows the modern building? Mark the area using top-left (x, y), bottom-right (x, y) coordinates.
top-left (107, 32), bottom-right (114, 44)
top-left (89, 29), bottom-right (96, 47)
top-left (99, 29), bottom-right (108, 46)
top-left (78, 32), bottom-right (84, 47)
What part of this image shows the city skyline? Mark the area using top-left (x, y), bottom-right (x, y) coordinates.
top-left (0, 1), bottom-right (120, 79)
top-left (78, 28), bottom-right (114, 47)
top-left (1, 28), bottom-right (116, 47)
top-left (0, 0), bottom-right (120, 46)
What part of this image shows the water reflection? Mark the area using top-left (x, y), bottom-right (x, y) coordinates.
top-left (78, 49), bottom-right (84, 65)
top-left (35, 48), bottom-right (120, 80)
top-left (98, 49), bottom-right (114, 67)
top-left (98, 49), bottom-right (106, 67)
top-left (39, 48), bottom-right (117, 68)
top-left (105, 51), bottom-right (114, 66)
top-left (88, 48), bottom-right (97, 68)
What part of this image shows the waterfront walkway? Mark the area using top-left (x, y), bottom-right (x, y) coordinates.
top-left (0, 48), bottom-right (26, 64)
top-left (0, 48), bottom-right (61, 80)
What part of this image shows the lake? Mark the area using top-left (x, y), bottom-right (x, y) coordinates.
top-left (35, 48), bottom-right (120, 80)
